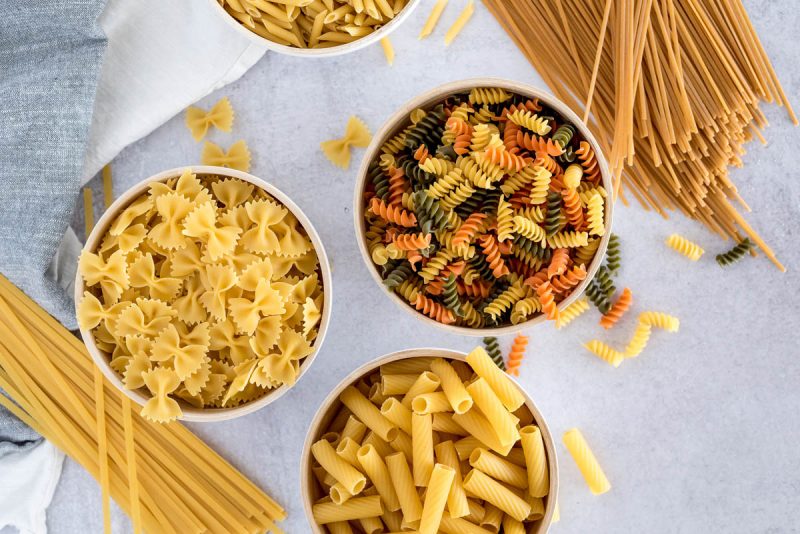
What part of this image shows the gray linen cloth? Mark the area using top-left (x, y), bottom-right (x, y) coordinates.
top-left (0, 0), bottom-right (108, 459)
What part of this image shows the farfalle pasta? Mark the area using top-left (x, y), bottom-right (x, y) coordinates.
top-left (360, 87), bottom-right (608, 329)
top-left (78, 170), bottom-right (325, 422)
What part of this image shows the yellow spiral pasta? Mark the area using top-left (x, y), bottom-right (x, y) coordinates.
top-left (563, 163), bottom-right (583, 189)
top-left (418, 249), bottom-right (455, 283)
top-left (624, 321), bottom-right (652, 358)
top-left (458, 300), bottom-right (485, 328)
top-left (510, 296), bottom-right (541, 325)
top-left (468, 123), bottom-right (497, 151)
top-left (547, 231), bottom-right (589, 249)
top-left (469, 87), bottom-right (512, 105)
top-left (562, 428), bottom-right (611, 495)
top-left (512, 215), bottom-right (546, 243)
top-left (665, 234), bottom-right (704, 261)
top-left (506, 110), bottom-right (552, 135)
top-left (496, 196), bottom-right (515, 242)
top-left (483, 283), bottom-right (526, 321)
top-left (420, 157), bottom-right (455, 178)
top-left (640, 311), bottom-right (680, 332)
top-left (426, 168), bottom-right (465, 198)
top-left (583, 340), bottom-right (624, 367)
top-left (555, 297), bottom-right (589, 329)
top-left (457, 155), bottom-right (497, 189)
top-left (439, 180), bottom-right (477, 212)
top-left (586, 192), bottom-right (606, 236)
top-left (499, 164), bottom-right (538, 196)
top-left (529, 166), bottom-right (553, 205)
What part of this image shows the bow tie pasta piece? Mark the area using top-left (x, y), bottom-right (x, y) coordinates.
top-left (99, 223), bottom-right (147, 255)
top-left (201, 140), bottom-right (251, 172)
top-left (76, 291), bottom-right (130, 331)
top-left (176, 320), bottom-right (211, 347)
top-left (210, 318), bottom-right (256, 365)
top-left (149, 192), bottom-right (194, 250)
top-left (254, 328), bottom-right (315, 387)
top-left (79, 250), bottom-right (129, 289)
top-left (183, 358), bottom-right (212, 396)
top-left (198, 264), bottom-right (239, 320)
top-left (238, 258), bottom-right (274, 292)
top-left (141, 368), bottom-right (182, 423)
top-left (291, 273), bottom-right (319, 303)
top-left (218, 205), bottom-right (251, 230)
top-left (170, 240), bottom-right (203, 278)
top-left (211, 178), bottom-right (254, 209)
top-left (109, 196), bottom-right (153, 236)
top-left (303, 297), bottom-right (321, 339)
top-left (185, 97), bottom-right (234, 142)
top-left (199, 373), bottom-right (228, 405)
top-left (123, 352), bottom-right (151, 390)
top-left (273, 217), bottom-right (313, 257)
top-left (150, 170), bottom-right (214, 206)
top-left (240, 199), bottom-right (287, 254)
top-left (228, 279), bottom-right (286, 335)
top-left (250, 316), bottom-right (283, 355)
top-left (222, 359), bottom-right (258, 406)
top-left (151, 323), bottom-right (209, 380)
top-left (183, 202), bottom-right (242, 260)
top-left (115, 298), bottom-right (177, 338)
top-left (320, 116), bottom-right (372, 169)
top-left (128, 253), bottom-right (183, 301)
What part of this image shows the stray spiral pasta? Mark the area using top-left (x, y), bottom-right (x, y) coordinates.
top-left (78, 170), bottom-right (325, 422)
top-left (361, 87), bottom-right (608, 328)
top-left (219, 0), bottom-right (410, 50)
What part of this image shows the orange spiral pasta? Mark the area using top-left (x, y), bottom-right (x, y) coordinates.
top-left (483, 143), bottom-right (529, 172)
top-left (599, 288), bottom-right (633, 329)
top-left (503, 120), bottom-right (521, 152)
top-left (516, 131), bottom-right (563, 156)
top-left (453, 131), bottom-right (472, 156)
top-left (506, 333), bottom-right (529, 376)
top-left (414, 144), bottom-right (430, 163)
top-left (453, 212), bottom-right (487, 247)
top-left (446, 116), bottom-right (473, 136)
top-left (575, 141), bottom-right (600, 184)
top-left (414, 294), bottom-right (455, 324)
top-left (547, 247), bottom-right (570, 279)
top-left (550, 264), bottom-right (587, 294)
top-left (536, 280), bottom-right (560, 321)
top-left (369, 197), bottom-right (417, 227)
top-left (533, 153), bottom-right (563, 176)
top-left (457, 279), bottom-right (492, 298)
top-left (479, 234), bottom-right (510, 278)
top-left (387, 166), bottom-right (407, 206)
top-left (523, 268), bottom-right (549, 290)
top-left (393, 232), bottom-right (432, 251)
top-left (561, 188), bottom-right (584, 229)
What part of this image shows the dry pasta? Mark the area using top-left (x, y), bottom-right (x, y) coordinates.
top-left (444, 0), bottom-right (474, 45)
top-left (379, 37), bottom-right (394, 66)
top-left (562, 428), bottom-right (611, 495)
top-left (77, 169), bottom-right (324, 422)
top-left (418, 0), bottom-right (448, 39)
top-left (321, 116), bottom-right (372, 169)
top-left (361, 87), bottom-right (606, 329)
top-left (307, 349), bottom-right (553, 531)
top-left (185, 97), bottom-right (234, 142)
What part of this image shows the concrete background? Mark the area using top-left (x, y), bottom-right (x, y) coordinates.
top-left (44, 1), bottom-right (800, 532)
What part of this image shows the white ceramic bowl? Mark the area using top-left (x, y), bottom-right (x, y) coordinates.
top-left (209, 0), bottom-right (421, 58)
top-left (300, 348), bottom-right (559, 533)
top-left (76, 165), bottom-right (333, 422)
top-left (353, 78), bottom-right (614, 336)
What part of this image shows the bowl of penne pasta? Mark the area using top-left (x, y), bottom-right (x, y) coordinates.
top-left (301, 346), bottom-right (559, 533)
top-left (211, 0), bottom-right (421, 57)
top-left (354, 78), bottom-right (614, 335)
top-left (75, 165), bottom-right (332, 423)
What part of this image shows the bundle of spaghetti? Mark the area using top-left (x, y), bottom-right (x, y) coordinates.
top-left (483, 0), bottom-right (796, 271)
top-left (0, 275), bottom-right (286, 534)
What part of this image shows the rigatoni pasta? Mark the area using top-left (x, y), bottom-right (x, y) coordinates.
top-left (306, 348), bottom-right (554, 532)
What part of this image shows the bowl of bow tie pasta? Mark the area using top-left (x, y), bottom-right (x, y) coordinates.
top-left (212, 0), bottom-right (420, 57)
top-left (75, 166), bottom-right (332, 423)
top-left (301, 346), bottom-right (559, 533)
top-left (354, 78), bottom-right (614, 335)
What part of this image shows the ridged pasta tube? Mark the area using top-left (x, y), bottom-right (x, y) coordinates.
top-left (312, 495), bottom-right (383, 524)
top-left (465, 378), bottom-right (521, 447)
top-left (430, 358), bottom-right (473, 414)
top-left (519, 425), bottom-right (549, 497)
top-left (311, 439), bottom-right (366, 495)
top-left (562, 428), bottom-right (611, 495)
top-left (433, 440), bottom-right (470, 518)
top-left (465, 346), bottom-right (526, 411)
top-left (469, 447), bottom-right (528, 489)
top-left (412, 413), bottom-right (434, 486)
top-left (462, 469), bottom-right (531, 522)
top-left (340, 386), bottom-right (399, 442)
top-left (357, 444), bottom-right (401, 512)
top-left (418, 464), bottom-right (456, 534)
top-left (385, 452), bottom-right (422, 523)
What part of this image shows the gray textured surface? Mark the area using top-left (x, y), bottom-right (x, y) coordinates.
top-left (47, 1), bottom-right (800, 533)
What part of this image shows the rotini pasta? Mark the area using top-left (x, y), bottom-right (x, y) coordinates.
top-left (665, 234), bottom-right (704, 261)
top-left (505, 333), bottom-right (528, 377)
top-left (361, 87), bottom-right (607, 328)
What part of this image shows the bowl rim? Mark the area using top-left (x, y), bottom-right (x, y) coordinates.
top-left (74, 165), bottom-right (333, 423)
top-left (299, 347), bottom-right (559, 533)
top-left (352, 77), bottom-right (614, 336)
top-left (207, 0), bottom-right (421, 58)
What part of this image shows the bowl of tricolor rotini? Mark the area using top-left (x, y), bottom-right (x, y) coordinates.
top-left (354, 78), bottom-right (614, 335)
top-left (211, 0), bottom-right (421, 57)
top-left (301, 346), bottom-right (558, 533)
top-left (75, 166), bottom-right (332, 423)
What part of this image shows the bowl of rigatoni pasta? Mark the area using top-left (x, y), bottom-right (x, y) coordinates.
top-left (211, 0), bottom-right (420, 57)
top-left (301, 346), bottom-right (558, 533)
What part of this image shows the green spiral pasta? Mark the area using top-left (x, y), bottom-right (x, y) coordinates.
top-left (585, 265), bottom-right (615, 314)
top-left (483, 336), bottom-right (505, 370)
top-left (715, 238), bottom-right (753, 267)
top-left (606, 233), bottom-right (621, 274)
top-left (551, 123), bottom-right (575, 149)
top-left (545, 192), bottom-right (563, 237)
top-left (441, 274), bottom-right (463, 317)
top-left (383, 263), bottom-right (414, 289)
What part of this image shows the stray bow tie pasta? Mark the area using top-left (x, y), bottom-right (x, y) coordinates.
top-left (77, 170), bottom-right (324, 422)
top-left (361, 87), bottom-right (608, 329)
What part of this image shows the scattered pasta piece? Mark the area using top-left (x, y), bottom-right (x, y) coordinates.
top-left (419, 0), bottom-right (449, 39)
top-left (716, 238), bottom-right (753, 267)
top-left (321, 116), bottom-right (372, 169)
top-left (599, 287), bottom-right (632, 329)
top-left (555, 297), bottom-right (589, 329)
top-left (483, 336), bottom-right (504, 370)
top-left (200, 140), bottom-right (251, 172)
top-left (77, 170), bottom-right (324, 421)
top-left (582, 340), bottom-right (623, 367)
top-left (185, 97), bottom-right (234, 142)
top-left (639, 311), bottom-right (680, 333)
top-left (444, 0), bottom-right (474, 46)
top-left (380, 37), bottom-right (395, 66)
top-left (624, 321), bottom-right (651, 358)
top-left (563, 428), bottom-right (611, 495)
top-left (665, 234), bottom-right (704, 261)
top-left (505, 333), bottom-right (528, 376)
